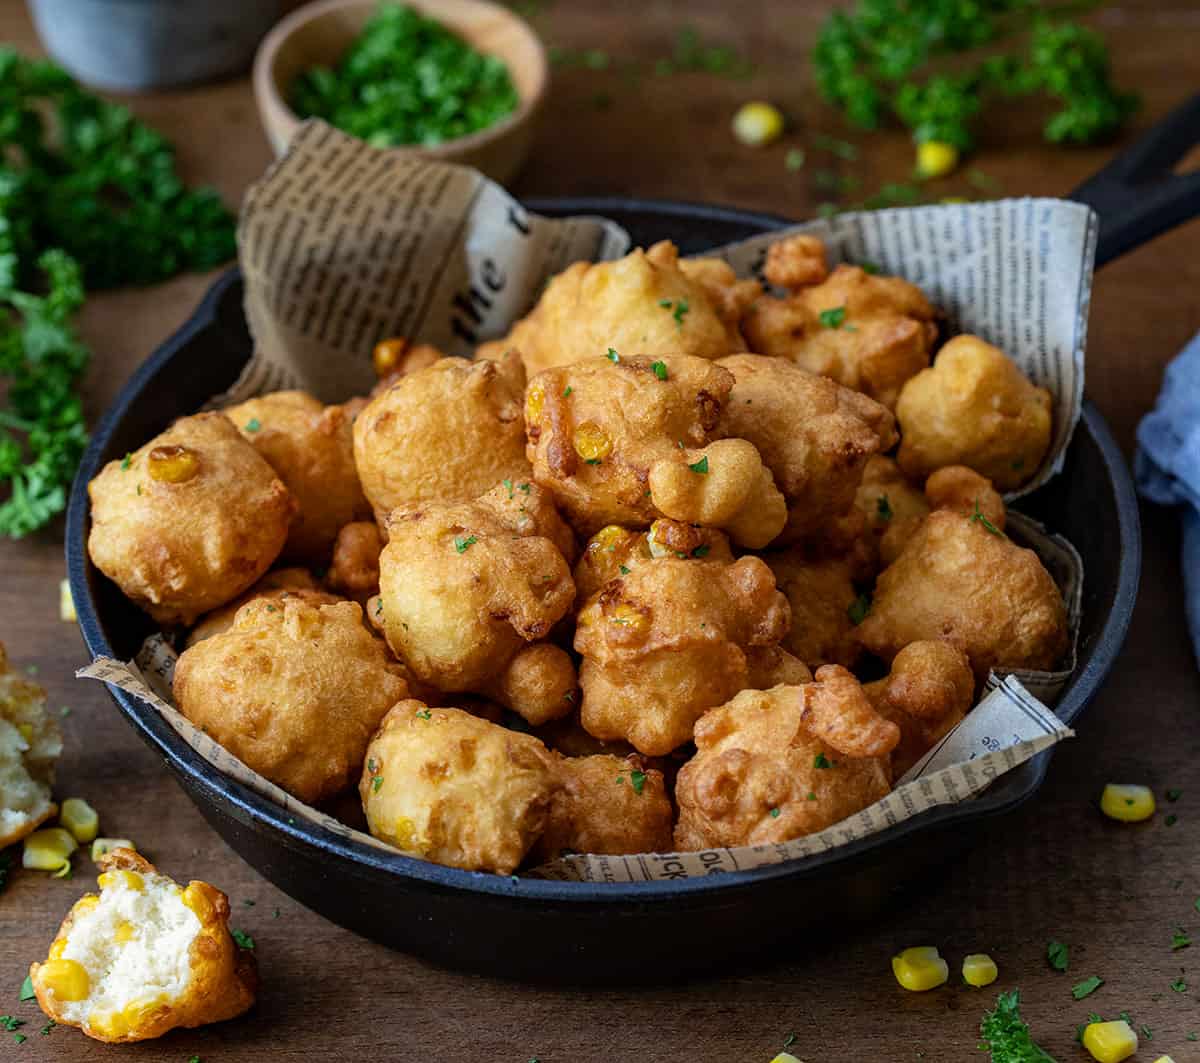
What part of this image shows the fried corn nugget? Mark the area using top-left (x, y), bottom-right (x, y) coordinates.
top-left (865, 641), bottom-right (975, 779)
top-left (530, 753), bottom-right (674, 863)
top-left (745, 645), bottom-right (813, 688)
top-left (223, 391), bottom-right (370, 561)
top-left (924, 465), bottom-right (1006, 531)
top-left (717, 353), bottom-right (897, 542)
top-left (743, 263), bottom-right (938, 409)
top-left (575, 555), bottom-right (790, 756)
top-left (676, 256), bottom-right (762, 341)
top-left (526, 353), bottom-right (786, 546)
top-left (674, 683), bottom-right (892, 850)
top-left (799, 664), bottom-right (901, 759)
top-left (896, 334), bottom-right (1052, 490)
top-left (762, 233), bottom-right (829, 290)
top-left (852, 455), bottom-right (930, 568)
top-left (87, 413), bottom-right (295, 627)
top-left (326, 521), bottom-right (383, 606)
top-left (483, 241), bottom-right (744, 376)
top-left (360, 702), bottom-right (555, 874)
top-left (30, 849), bottom-right (257, 1043)
top-left (352, 351), bottom-right (531, 526)
top-left (766, 551), bottom-right (862, 669)
top-left (0, 645), bottom-right (62, 847)
top-left (370, 336), bottom-right (446, 393)
top-left (376, 481), bottom-right (577, 724)
top-left (185, 568), bottom-right (333, 646)
top-left (174, 598), bottom-right (410, 803)
top-left (855, 510), bottom-right (1069, 679)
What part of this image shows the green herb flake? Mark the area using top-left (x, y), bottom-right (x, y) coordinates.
top-left (860, 261), bottom-right (881, 275)
top-left (39, 1021), bottom-right (54, 1036)
top-left (0, 1018), bottom-right (24, 1032)
top-left (503, 478), bottom-right (514, 498)
top-left (618, 564), bottom-right (631, 575)
top-left (979, 989), bottom-right (1055, 1060)
top-left (688, 456), bottom-right (709, 474)
top-left (818, 305), bottom-right (847, 329)
top-left (672, 298), bottom-right (689, 328)
top-left (454, 534), bottom-right (478, 554)
top-left (1167, 788), bottom-right (1183, 801)
top-left (806, 792), bottom-right (817, 801)
top-left (244, 418), bottom-right (261, 433)
top-left (1172, 977), bottom-right (1188, 993)
top-left (969, 499), bottom-right (1004, 536)
top-left (415, 709), bottom-right (432, 720)
top-left (847, 592), bottom-right (871, 625)
top-left (1166, 813), bottom-right (1178, 826)
top-left (876, 494), bottom-right (893, 522)
top-left (563, 386), bottom-right (573, 397)
top-left (372, 774), bottom-right (384, 792)
top-left (12, 1033), bottom-right (25, 1044)
top-left (1071, 975), bottom-right (1103, 1000)
top-left (783, 1032), bottom-right (796, 1049)
top-left (375, 598), bottom-right (383, 616)
top-left (19, 976), bottom-right (34, 1002)
top-left (120, 452), bottom-right (132, 471)
top-left (814, 752), bottom-right (833, 770)
top-left (769, 807), bottom-right (780, 818)
top-left (784, 149), bottom-right (806, 172)
top-left (1046, 939), bottom-right (1069, 971)
top-left (231, 929), bottom-right (255, 951)
top-left (630, 770), bottom-right (647, 795)
top-left (1172, 927), bottom-right (1191, 950)
top-left (651, 360), bottom-right (669, 381)
top-left (1140, 1024), bottom-right (1153, 1041)
top-left (691, 544), bottom-right (711, 558)
top-left (606, 347), bottom-right (620, 363)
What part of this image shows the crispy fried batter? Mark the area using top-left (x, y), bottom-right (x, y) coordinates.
top-left (353, 351), bottom-right (531, 526)
top-left (855, 510), bottom-right (1068, 679)
top-left (766, 550), bottom-right (863, 669)
top-left (87, 413), bottom-right (295, 626)
top-left (852, 455), bottom-right (930, 569)
top-left (223, 390), bottom-right (370, 561)
top-left (743, 263), bottom-right (938, 409)
top-left (0, 645), bottom-right (61, 848)
top-left (326, 521), bottom-right (384, 606)
top-left (174, 598), bottom-right (410, 803)
top-left (896, 334), bottom-right (1052, 490)
top-left (186, 568), bottom-right (333, 646)
top-left (763, 233), bottom-right (830, 290)
top-left (674, 684), bottom-right (892, 850)
top-left (924, 465), bottom-right (1006, 531)
top-left (575, 555), bottom-right (790, 755)
top-left (360, 702), bottom-right (556, 873)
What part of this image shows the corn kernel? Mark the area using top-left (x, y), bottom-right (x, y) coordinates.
top-left (589, 525), bottom-right (627, 553)
top-left (574, 421), bottom-right (613, 462)
top-left (147, 444), bottom-right (199, 484)
top-left (23, 828), bottom-right (78, 873)
top-left (372, 336), bottom-right (409, 377)
top-left (1152, 1056), bottom-right (1177, 1063)
top-left (525, 383), bottom-right (545, 424)
top-left (60, 578), bottom-right (76, 622)
top-left (113, 920), bottom-right (136, 944)
top-left (892, 946), bottom-right (949, 991)
top-left (732, 101), bottom-right (785, 147)
top-left (91, 838), bottom-right (135, 863)
top-left (1100, 783), bottom-right (1156, 822)
top-left (87, 1008), bottom-right (129, 1040)
top-left (1082, 1020), bottom-right (1138, 1062)
top-left (770, 1055), bottom-right (803, 1063)
top-left (647, 520), bottom-right (673, 558)
top-left (182, 882), bottom-right (214, 920)
top-left (607, 602), bottom-right (649, 637)
top-left (916, 140), bottom-right (960, 179)
top-left (60, 798), bottom-right (99, 843)
top-left (37, 958), bottom-right (90, 1002)
top-left (962, 953), bottom-right (998, 987)
top-left (98, 869), bottom-right (144, 892)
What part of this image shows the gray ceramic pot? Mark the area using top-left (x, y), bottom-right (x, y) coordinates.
top-left (27, 0), bottom-right (286, 91)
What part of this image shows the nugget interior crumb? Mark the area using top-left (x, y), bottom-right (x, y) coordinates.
top-left (0, 649), bottom-right (62, 846)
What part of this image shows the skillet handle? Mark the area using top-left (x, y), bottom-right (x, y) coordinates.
top-left (1070, 93), bottom-right (1200, 267)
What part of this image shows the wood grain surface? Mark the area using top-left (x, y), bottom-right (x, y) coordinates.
top-left (2, 2), bottom-right (1199, 1059)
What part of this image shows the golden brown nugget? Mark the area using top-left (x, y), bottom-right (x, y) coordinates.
top-left (224, 390), bottom-right (370, 561)
top-left (896, 334), bottom-right (1052, 490)
top-left (360, 702), bottom-right (556, 874)
top-left (575, 555), bottom-right (790, 756)
top-left (174, 598), bottom-right (410, 803)
top-left (766, 551), bottom-right (862, 670)
top-left (923, 465), bottom-right (1006, 531)
top-left (526, 353), bottom-right (785, 546)
top-left (481, 241), bottom-right (745, 376)
top-left (851, 455), bottom-right (931, 569)
top-left (30, 849), bottom-right (257, 1044)
top-left (352, 351), bottom-right (531, 526)
top-left (798, 664), bottom-right (900, 759)
top-left (529, 753), bottom-right (674, 863)
top-left (674, 684), bottom-right (892, 850)
top-left (0, 644), bottom-right (62, 847)
top-left (717, 354), bottom-right (896, 543)
top-left (676, 255), bottom-right (762, 341)
top-left (855, 510), bottom-right (1069, 680)
top-left (326, 521), bottom-right (384, 606)
top-left (866, 641), bottom-right (975, 779)
top-left (744, 645), bottom-right (813, 689)
top-left (376, 481), bottom-right (577, 724)
top-left (87, 413), bottom-right (295, 626)
top-left (743, 263), bottom-right (938, 409)
top-left (762, 233), bottom-right (829, 290)
top-left (185, 568), bottom-right (334, 646)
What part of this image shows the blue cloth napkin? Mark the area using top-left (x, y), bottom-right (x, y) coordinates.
top-left (1135, 330), bottom-right (1200, 666)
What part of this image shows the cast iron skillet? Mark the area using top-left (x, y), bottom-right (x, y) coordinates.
top-left (65, 95), bottom-right (1200, 982)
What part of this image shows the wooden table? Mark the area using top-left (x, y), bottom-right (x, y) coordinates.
top-left (3, 2), bottom-right (1199, 1059)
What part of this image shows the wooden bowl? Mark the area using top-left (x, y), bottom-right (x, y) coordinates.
top-left (253, 0), bottom-right (547, 184)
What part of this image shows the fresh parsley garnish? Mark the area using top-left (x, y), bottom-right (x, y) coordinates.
top-left (606, 347), bottom-right (620, 363)
top-left (785, 148), bottom-right (806, 171)
top-left (415, 708), bottom-right (432, 720)
top-left (814, 752), bottom-right (833, 770)
top-left (688, 456), bottom-right (709, 474)
top-left (978, 989), bottom-right (1056, 1062)
top-left (818, 305), bottom-right (847, 329)
top-left (1046, 940), bottom-right (1069, 972)
top-left (1172, 927), bottom-right (1191, 950)
top-left (372, 774), bottom-right (384, 792)
top-left (847, 592), bottom-right (871, 625)
top-left (618, 564), bottom-right (631, 574)
top-left (244, 418), bottom-right (261, 433)
top-left (454, 534), bottom-right (477, 553)
top-left (119, 452), bottom-right (132, 471)
top-left (18, 976), bottom-right (34, 1002)
top-left (231, 929), bottom-right (255, 950)
top-left (970, 499), bottom-right (1004, 536)
top-left (769, 807), bottom-right (780, 818)
top-left (503, 478), bottom-right (514, 498)
top-left (630, 770), bottom-right (647, 795)
top-left (1166, 814), bottom-right (1178, 826)
top-left (1171, 977), bottom-right (1188, 993)
top-left (1167, 788), bottom-right (1182, 801)
top-left (563, 386), bottom-right (573, 397)
top-left (876, 494), bottom-right (893, 522)
top-left (651, 360), bottom-right (669, 381)
top-left (1071, 975), bottom-right (1103, 1000)
top-left (860, 261), bottom-right (881, 275)
top-left (0, 1018), bottom-right (24, 1032)
top-left (673, 298), bottom-right (689, 327)
top-left (806, 792), bottom-right (816, 801)
top-left (691, 544), bottom-right (711, 558)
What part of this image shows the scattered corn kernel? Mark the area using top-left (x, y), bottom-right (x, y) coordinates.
top-left (732, 101), bottom-right (785, 147)
top-left (916, 140), bottom-right (960, 178)
top-left (607, 602), bottom-right (649, 637)
top-left (60, 578), bottom-right (76, 622)
top-left (1152, 1056), bottom-right (1177, 1063)
top-left (892, 946), bottom-right (949, 991)
top-left (574, 421), bottom-right (613, 462)
top-left (1082, 1020), bottom-right (1138, 1062)
top-left (98, 869), bottom-right (144, 892)
top-left (23, 828), bottom-right (78, 873)
top-left (525, 383), bottom-right (545, 424)
top-left (37, 958), bottom-right (90, 1002)
top-left (147, 444), bottom-right (199, 484)
top-left (962, 953), bottom-right (998, 987)
top-left (91, 838), bottom-right (135, 863)
top-left (590, 525), bottom-right (626, 553)
top-left (372, 336), bottom-right (408, 378)
top-left (113, 920), bottom-right (136, 944)
top-left (60, 798), bottom-right (99, 843)
top-left (1100, 783), bottom-right (1156, 822)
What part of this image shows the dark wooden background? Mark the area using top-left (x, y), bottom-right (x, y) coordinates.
top-left (2, 2), bottom-right (1199, 1059)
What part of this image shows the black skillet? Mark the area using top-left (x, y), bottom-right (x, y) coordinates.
top-left (64, 94), bottom-right (1200, 982)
